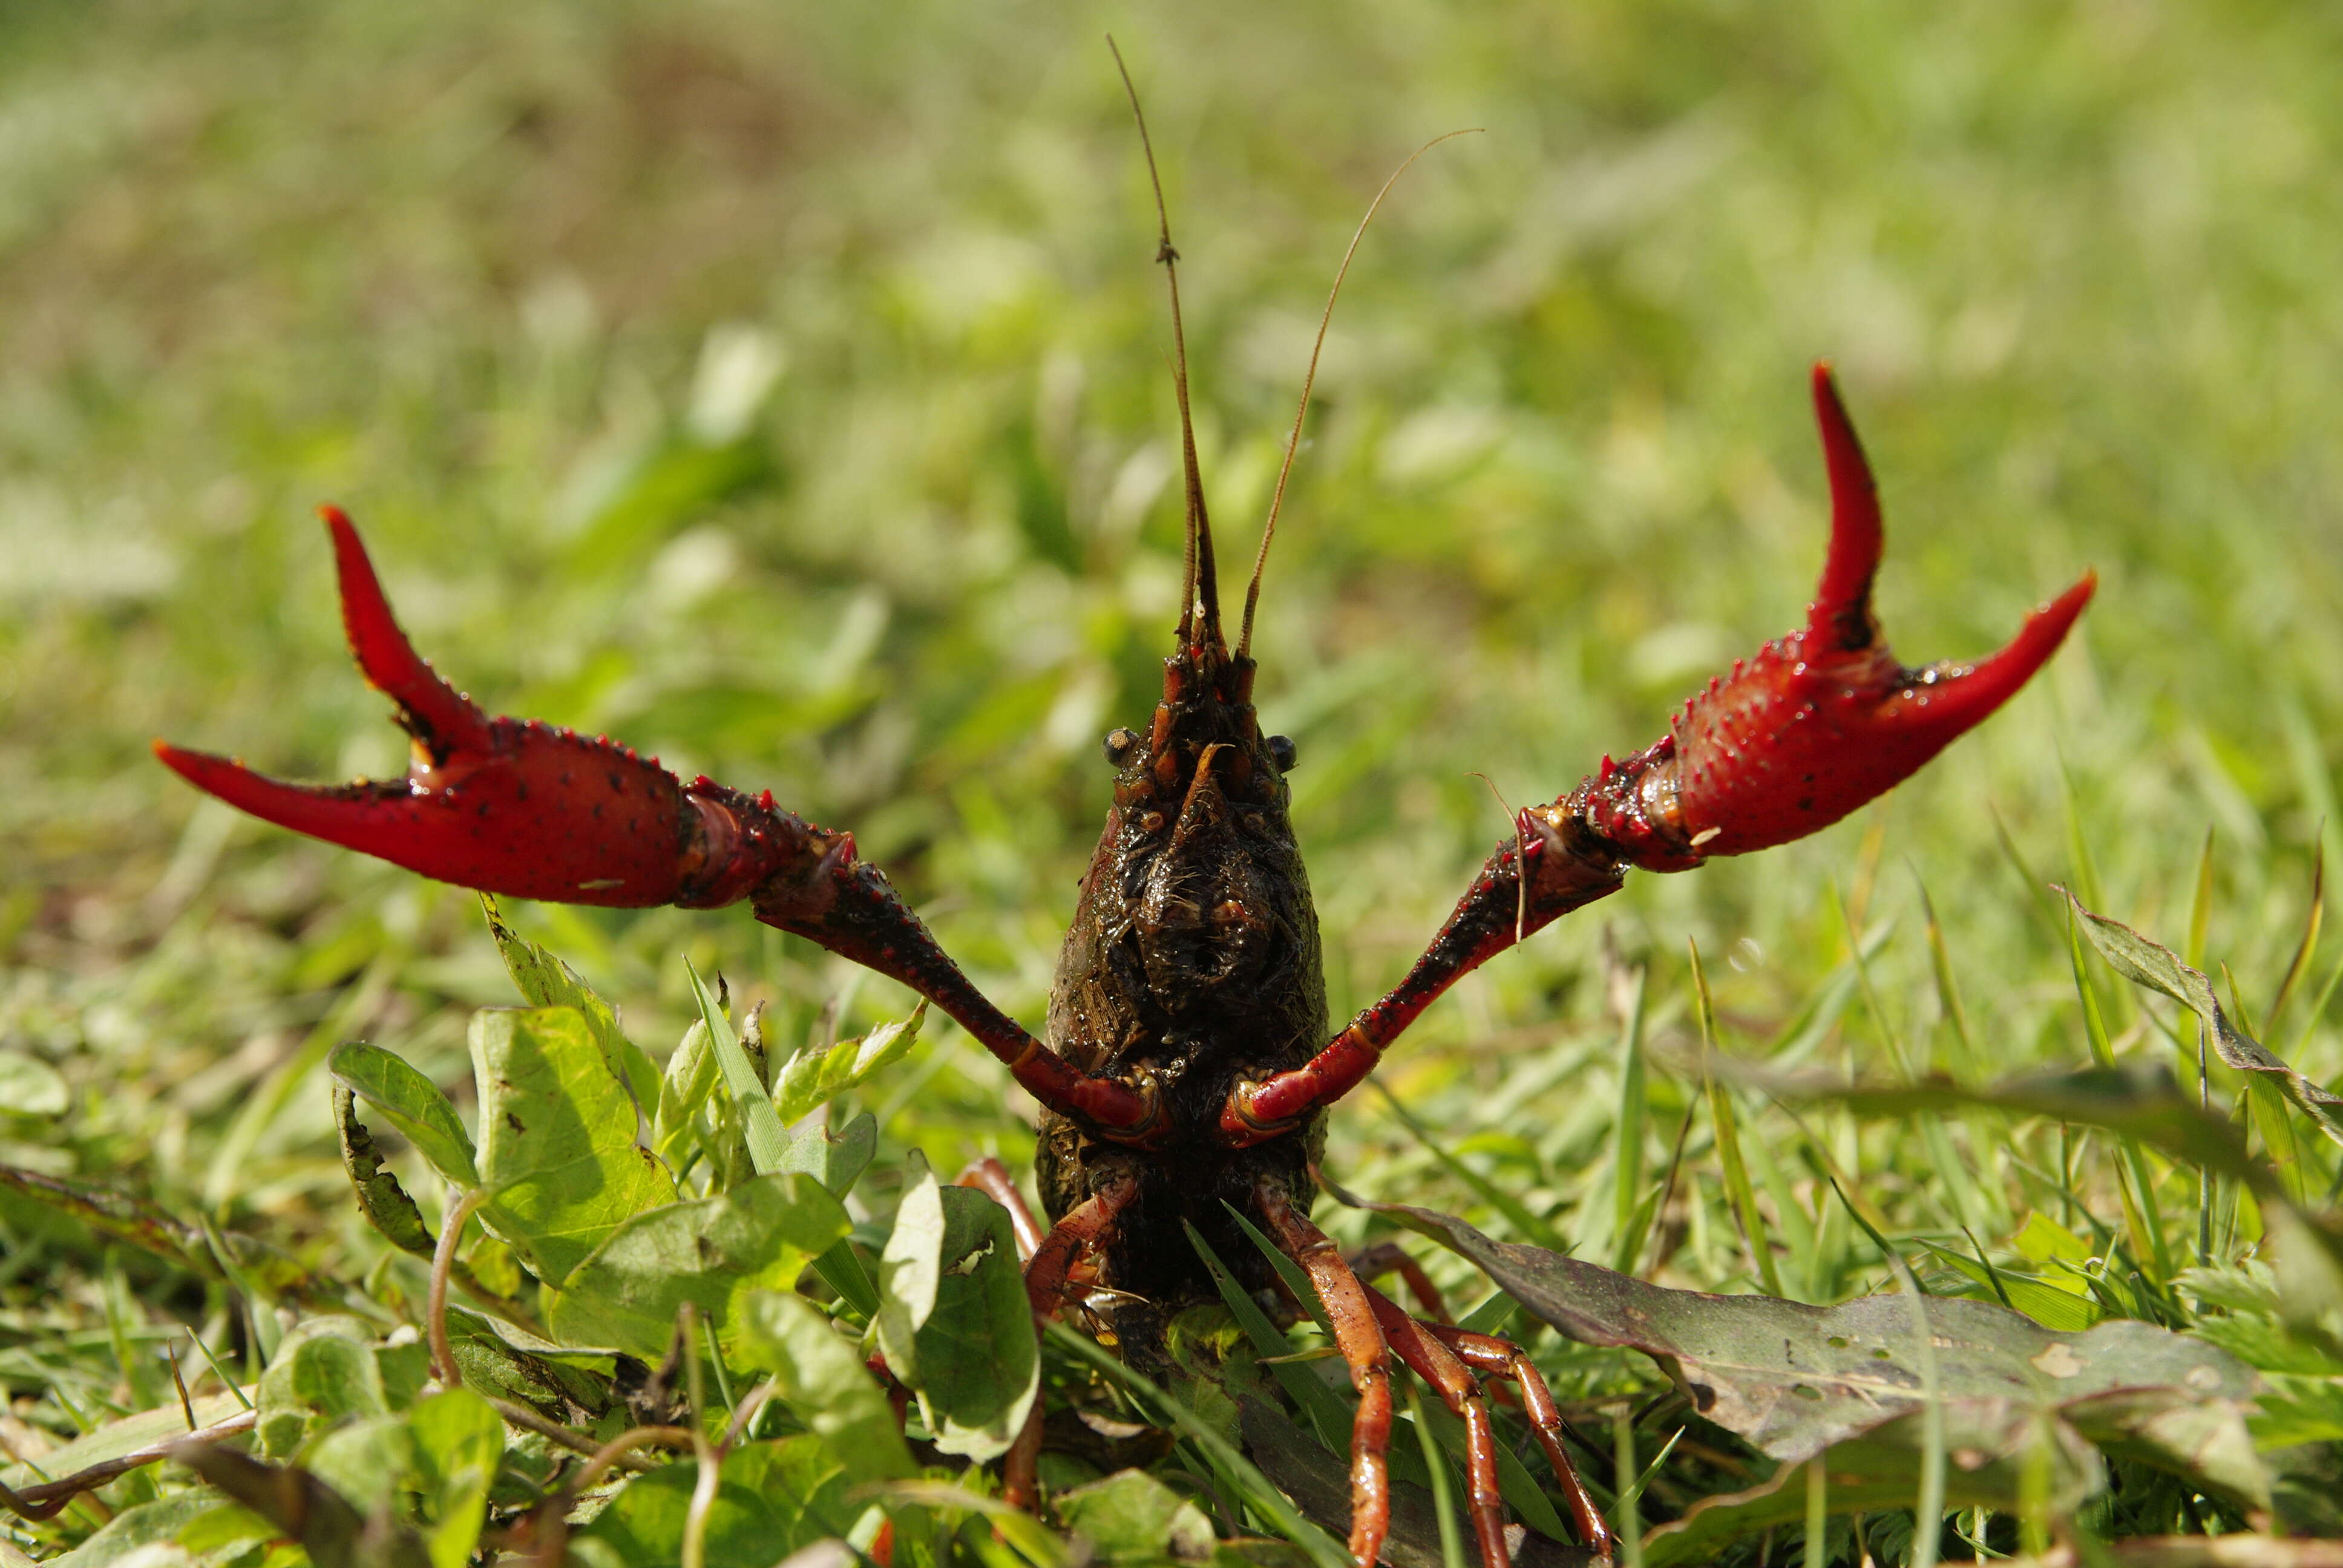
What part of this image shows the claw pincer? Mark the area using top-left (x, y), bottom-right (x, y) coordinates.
top-left (157, 507), bottom-right (1161, 1136)
top-left (1552, 364), bottom-right (2094, 871)
top-left (154, 508), bottom-right (816, 909)
top-left (1224, 364), bottom-right (2092, 1143)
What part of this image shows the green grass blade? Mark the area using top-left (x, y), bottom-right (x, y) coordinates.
top-left (205, 952), bottom-right (397, 1213)
top-left (1186, 1220), bottom-right (1352, 1450)
top-left (1612, 962), bottom-right (1648, 1272)
top-left (1690, 939), bottom-right (1783, 1297)
top-left (1372, 1085), bottom-right (1571, 1253)
top-left (2186, 827), bottom-right (2216, 972)
top-left (685, 958), bottom-right (788, 1176)
top-left (1990, 806), bottom-right (2064, 936)
top-left (1916, 878), bottom-right (1979, 1080)
top-left (1224, 1201), bottom-right (1335, 1340)
top-left (1804, 1459), bottom-right (1828, 1568)
top-left (1407, 1383), bottom-right (1468, 1568)
top-left (1045, 1322), bottom-right (1350, 1568)
top-left (2062, 903), bottom-right (2171, 1285)
top-left (2263, 846), bottom-right (2324, 1039)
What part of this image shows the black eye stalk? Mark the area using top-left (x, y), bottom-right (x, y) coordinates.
top-left (1267, 734), bottom-right (1297, 773)
top-left (1103, 728), bottom-right (1141, 768)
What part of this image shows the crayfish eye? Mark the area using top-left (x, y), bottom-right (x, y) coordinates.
top-left (1103, 728), bottom-right (1141, 768)
top-left (1267, 734), bottom-right (1298, 773)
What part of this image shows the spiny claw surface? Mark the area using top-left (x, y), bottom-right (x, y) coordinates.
top-left (1567, 365), bottom-right (2093, 870)
top-left (155, 508), bottom-right (784, 907)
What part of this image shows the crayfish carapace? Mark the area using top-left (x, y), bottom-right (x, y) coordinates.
top-left (159, 93), bottom-right (2092, 1568)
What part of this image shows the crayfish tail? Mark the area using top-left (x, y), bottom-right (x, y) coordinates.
top-left (321, 506), bottom-right (493, 759)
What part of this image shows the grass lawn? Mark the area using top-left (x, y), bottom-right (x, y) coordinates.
top-left (4, 2), bottom-right (2341, 1563)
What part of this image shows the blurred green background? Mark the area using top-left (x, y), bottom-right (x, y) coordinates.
top-left (4, 0), bottom-right (2341, 1313)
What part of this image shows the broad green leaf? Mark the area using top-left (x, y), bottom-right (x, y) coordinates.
top-left (875, 1155), bottom-right (947, 1352)
top-left (1337, 1195), bottom-right (2270, 1521)
top-left (2015, 1211), bottom-right (2092, 1268)
top-left (482, 893), bottom-right (661, 1111)
top-left (1058, 1469), bottom-right (1218, 1563)
top-left (0, 1048), bottom-right (67, 1117)
top-left (471, 1005), bottom-right (675, 1287)
top-left (408, 1388), bottom-right (505, 1568)
top-left (439, 1307), bottom-right (618, 1423)
top-left (544, 1171), bottom-right (850, 1361)
top-left (733, 1292), bottom-right (914, 1481)
top-left (780, 1110), bottom-right (877, 1200)
top-left (302, 1410), bottom-right (416, 1514)
top-left (687, 960), bottom-right (790, 1175)
top-left (42, 1494), bottom-right (215, 1567)
top-left (775, 1112), bottom-right (883, 1319)
top-left (771, 1004), bottom-right (925, 1125)
top-left (328, 1040), bottom-right (479, 1187)
top-left (172, 1444), bottom-right (434, 1568)
top-left (174, 1500), bottom-right (283, 1560)
top-left (575, 1437), bottom-right (857, 1568)
top-left (652, 1017), bottom-right (718, 1171)
top-left (1918, 1242), bottom-right (2100, 1331)
top-left (2064, 889), bottom-right (2343, 1151)
top-left (256, 1316), bottom-right (387, 1459)
top-left (464, 1229), bottom-right (523, 1298)
top-left (874, 1158), bottom-right (1038, 1460)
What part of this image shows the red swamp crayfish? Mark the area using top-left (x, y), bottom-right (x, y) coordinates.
top-left (156, 105), bottom-right (2095, 1568)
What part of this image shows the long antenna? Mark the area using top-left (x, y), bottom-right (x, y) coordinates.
top-left (1109, 38), bottom-right (1221, 652)
top-left (1237, 128), bottom-right (1481, 659)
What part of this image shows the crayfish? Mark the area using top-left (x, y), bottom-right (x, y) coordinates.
top-left (157, 81), bottom-right (2094, 1568)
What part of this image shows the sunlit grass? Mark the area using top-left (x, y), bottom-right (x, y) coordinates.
top-left (4, 0), bottom-right (2341, 1561)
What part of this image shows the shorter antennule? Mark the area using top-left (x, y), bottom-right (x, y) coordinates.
top-left (1238, 128), bottom-right (1482, 659)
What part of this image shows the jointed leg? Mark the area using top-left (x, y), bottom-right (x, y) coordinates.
top-left (1220, 370), bottom-right (2094, 1148)
top-left (1004, 1174), bottom-right (1140, 1509)
top-left (1257, 1182), bottom-right (1393, 1568)
top-left (1347, 1240), bottom-right (1450, 1324)
top-left (1428, 1325), bottom-right (1611, 1558)
top-left (1365, 1285), bottom-right (1510, 1568)
top-left (957, 1157), bottom-right (1046, 1261)
top-left (156, 510), bottom-right (1164, 1142)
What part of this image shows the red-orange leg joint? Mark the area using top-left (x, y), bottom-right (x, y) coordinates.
top-left (157, 509), bottom-right (1164, 1140)
top-left (1257, 1182), bottom-right (1394, 1568)
top-left (1004, 1174), bottom-right (1141, 1512)
top-left (1224, 365), bottom-right (2091, 1143)
top-left (1221, 808), bottom-right (1627, 1146)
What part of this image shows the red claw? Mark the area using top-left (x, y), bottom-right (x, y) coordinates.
top-left (1560, 365), bottom-right (2093, 871)
top-left (1665, 364), bottom-right (2094, 859)
top-left (156, 508), bottom-right (712, 907)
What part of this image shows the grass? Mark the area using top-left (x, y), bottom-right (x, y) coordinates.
top-left (3, 0), bottom-right (2341, 1562)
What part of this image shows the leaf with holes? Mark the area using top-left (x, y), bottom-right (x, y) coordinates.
top-left (1327, 1189), bottom-right (2271, 1535)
